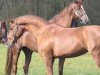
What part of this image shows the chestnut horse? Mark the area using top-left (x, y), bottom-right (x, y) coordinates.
top-left (6, 20), bottom-right (100, 75)
top-left (4, 1), bottom-right (89, 75)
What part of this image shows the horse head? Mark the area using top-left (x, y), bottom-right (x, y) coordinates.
top-left (69, 0), bottom-right (90, 24)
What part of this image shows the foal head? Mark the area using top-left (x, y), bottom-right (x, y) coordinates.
top-left (5, 20), bottom-right (25, 47)
top-left (68, 0), bottom-right (90, 24)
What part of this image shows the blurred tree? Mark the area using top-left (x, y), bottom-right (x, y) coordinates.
top-left (0, 0), bottom-right (100, 25)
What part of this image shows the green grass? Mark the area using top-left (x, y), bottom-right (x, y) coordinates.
top-left (0, 44), bottom-right (100, 75)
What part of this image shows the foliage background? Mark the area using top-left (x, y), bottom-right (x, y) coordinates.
top-left (0, 0), bottom-right (100, 25)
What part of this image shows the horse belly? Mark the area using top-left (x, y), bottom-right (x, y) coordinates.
top-left (54, 47), bottom-right (87, 58)
top-left (53, 39), bottom-right (87, 58)
top-left (66, 48), bottom-right (87, 58)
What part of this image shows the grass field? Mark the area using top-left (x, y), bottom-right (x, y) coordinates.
top-left (0, 44), bottom-right (100, 75)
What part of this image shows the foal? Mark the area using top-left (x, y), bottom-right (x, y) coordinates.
top-left (7, 22), bottom-right (100, 75)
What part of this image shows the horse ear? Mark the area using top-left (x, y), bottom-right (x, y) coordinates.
top-left (73, 0), bottom-right (83, 3)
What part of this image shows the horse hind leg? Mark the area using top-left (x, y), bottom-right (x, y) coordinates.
top-left (91, 48), bottom-right (100, 67)
top-left (22, 47), bottom-right (33, 75)
top-left (58, 58), bottom-right (65, 75)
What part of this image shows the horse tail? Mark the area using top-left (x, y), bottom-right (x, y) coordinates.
top-left (5, 47), bottom-right (13, 75)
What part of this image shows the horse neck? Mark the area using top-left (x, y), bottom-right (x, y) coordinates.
top-left (52, 4), bottom-right (74, 28)
top-left (33, 18), bottom-right (48, 27)
top-left (16, 15), bottom-right (48, 28)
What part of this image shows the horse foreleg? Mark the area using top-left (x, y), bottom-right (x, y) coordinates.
top-left (91, 49), bottom-right (100, 67)
top-left (23, 48), bottom-right (33, 75)
top-left (58, 58), bottom-right (65, 75)
top-left (42, 54), bottom-right (55, 75)
top-left (11, 46), bottom-right (20, 75)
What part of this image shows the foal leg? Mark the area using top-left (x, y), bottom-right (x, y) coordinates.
top-left (42, 54), bottom-right (55, 75)
top-left (22, 47), bottom-right (33, 75)
top-left (11, 46), bottom-right (20, 75)
top-left (91, 48), bottom-right (100, 67)
top-left (58, 58), bottom-right (65, 75)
